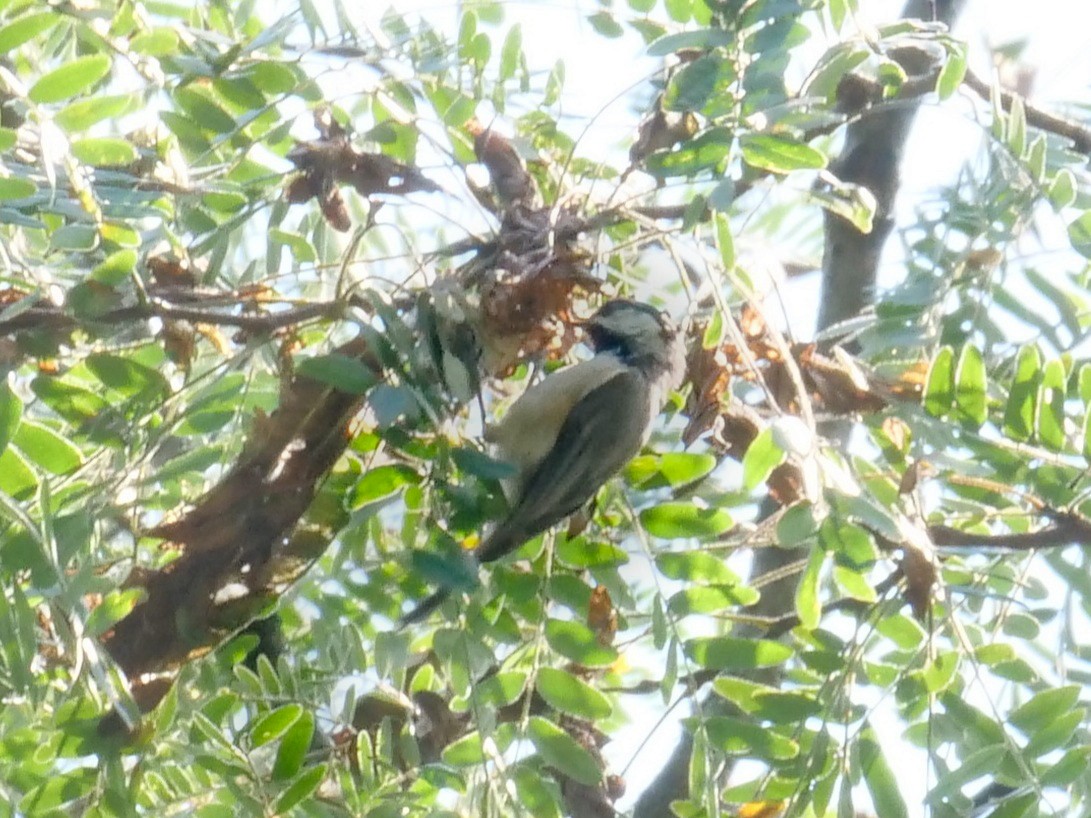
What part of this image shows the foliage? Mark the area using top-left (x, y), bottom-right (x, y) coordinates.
top-left (1, 0), bottom-right (1090, 817)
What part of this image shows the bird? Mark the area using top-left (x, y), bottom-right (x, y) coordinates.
top-left (400, 299), bottom-right (685, 625)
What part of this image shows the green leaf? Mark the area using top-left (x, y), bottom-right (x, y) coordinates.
top-left (626, 451), bottom-right (716, 489)
top-left (130, 27), bottom-right (181, 56)
top-left (0, 446), bottom-right (37, 497)
top-left (56, 94), bottom-right (140, 132)
top-left (640, 501), bottom-right (733, 539)
top-left (535, 667), bottom-right (612, 719)
top-left (645, 127), bottom-right (731, 177)
top-left (174, 88), bottom-right (237, 134)
top-left (451, 446), bottom-right (516, 481)
top-left (1042, 748), bottom-right (1091, 788)
top-left (527, 716), bottom-right (601, 786)
top-left (715, 211), bottom-right (735, 269)
top-left (51, 224), bottom-right (98, 252)
top-left (1002, 345), bottom-right (1040, 441)
top-left (858, 724), bottom-right (908, 818)
top-left (0, 383), bottom-right (22, 457)
top-left (273, 763), bottom-right (326, 814)
top-left (84, 588), bottom-right (146, 638)
top-left (740, 134), bottom-right (826, 173)
top-left (544, 619), bottom-right (617, 667)
top-left (876, 613), bottom-right (925, 649)
top-left (442, 725), bottom-right (515, 766)
top-left (923, 345), bottom-right (955, 417)
top-left (1048, 169), bottom-right (1076, 210)
top-left (685, 636), bottom-right (793, 670)
top-left (935, 45), bottom-right (967, 99)
top-left (665, 54), bottom-right (729, 112)
top-left (664, 0), bottom-right (692, 23)
top-left (498, 24), bottom-right (522, 82)
top-left (807, 178), bottom-right (876, 232)
top-left (647, 28), bottom-right (734, 57)
top-left (1007, 95), bottom-right (1027, 157)
top-left (1009, 685), bottom-right (1080, 732)
top-left (555, 537), bottom-right (626, 568)
top-left (511, 769), bottom-right (562, 818)
top-left (586, 11), bottom-right (624, 38)
top-left (30, 54), bottom-right (112, 104)
top-left (776, 502), bottom-right (821, 546)
top-left (543, 60), bottom-right (564, 106)
top-left (90, 250), bottom-right (138, 286)
top-left (350, 464), bottom-right (419, 506)
top-left (86, 354), bottom-right (170, 399)
top-left (0, 12), bottom-right (61, 52)
top-left (297, 353), bottom-right (377, 395)
top-left (19, 770), bottom-right (97, 813)
top-left (741, 427), bottom-right (785, 490)
top-left (929, 745), bottom-right (1006, 801)
top-left (695, 716), bottom-right (798, 760)
top-left (0, 176), bottom-right (36, 200)
top-left (13, 421), bottom-right (82, 475)
top-left (30, 377), bottom-right (108, 424)
top-left (834, 564), bottom-right (876, 602)
top-left (251, 704), bottom-right (303, 747)
top-left (1083, 406), bottom-right (1091, 462)
top-left (794, 545), bottom-right (824, 629)
top-left (71, 138), bottom-right (138, 168)
top-left (668, 584), bottom-right (759, 615)
top-left (954, 344), bottom-right (987, 428)
top-left (655, 550), bottom-right (739, 584)
top-left (751, 691), bottom-right (821, 723)
top-left (1068, 211), bottom-right (1091, 258)
top-left (461, 671), bottom-right (525, 709)
top-left (1037, 358), bottom-right (1067, 450)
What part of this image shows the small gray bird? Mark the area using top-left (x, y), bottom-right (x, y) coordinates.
top-left (401, 299), bottom-right (685, 625)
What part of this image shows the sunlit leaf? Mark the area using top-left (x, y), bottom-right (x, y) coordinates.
top-left (0, 383), bottom-right (22, 457)
top-left (954, 344), bottom-right (987, 428)
top-left (535, 667), bottom-right (611, 719)
top-left (640, 501), bottom-right (733, 539)
top-left (740, 134), bottom-right (826, 173)
top-left (544, 619), bottom-right (617, 667)
top-left (527, 717), bottom-right (600, 785)
top-left (1002, 345), bottom-right (1040, 441)
top-left (685, 636), bottom-right (793, 670)
top-left (923, 346), bottom-right (955, 417)
top-left (30, 54), bottom-right (111, 104)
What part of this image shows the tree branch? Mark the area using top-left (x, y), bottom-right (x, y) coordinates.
top-left (962, 69), bottom-right (1091, 154)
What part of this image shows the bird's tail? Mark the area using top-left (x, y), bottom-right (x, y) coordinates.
top-left (399, 524), bottom-right (525, 626)
top-left (473, 523), bottom-right (526, 565)
top-left (398, 588), bottom-right (451, 627)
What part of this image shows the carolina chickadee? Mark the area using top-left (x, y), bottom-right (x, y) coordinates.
top-left (401, 299), bottom-right (685, 624)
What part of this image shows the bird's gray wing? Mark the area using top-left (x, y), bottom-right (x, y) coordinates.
top-left (476, 369), bottom-right (651, 564)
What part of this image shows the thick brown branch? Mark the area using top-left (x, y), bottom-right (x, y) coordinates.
top-left (963, 69), bottom-right (1091, 154)
top-left (101, 336), bottom-right (379, 698)
top-left (930, 512), bottom-right (1091, 550)
top-left (0, 292), bottom-right (341, 337)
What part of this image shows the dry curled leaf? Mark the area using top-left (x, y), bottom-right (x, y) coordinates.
top-left (147, 254), bottom-right (199, 289)
top-left (629, 103), bottom-right (699, 167)
top-left (467, 117), bottom-right (535, 208)
top-left (587, 586), bottom-right (618, 647)
top-left (286, 107), bottom-right (439, 231)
